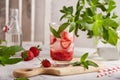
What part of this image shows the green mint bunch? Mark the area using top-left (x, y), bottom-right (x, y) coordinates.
top-left (72, 53), bottom-right (98, 69)
top-left (0, 45), bottom-right (24, 66)
top-left (51, 0), bottom-right (120, 46)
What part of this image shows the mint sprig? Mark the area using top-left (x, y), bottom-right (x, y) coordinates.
top-left (54, 0), bottom-right (120, 46)
top-left (0, 45), bottom-right (24, 66)
top-left (72, 53), bottom-right (99, 69)
top-left (50, 22), bottom-right (70, 38)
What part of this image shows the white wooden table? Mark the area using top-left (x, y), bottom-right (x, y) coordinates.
top-left (1, 42), bottom-right (120, 80)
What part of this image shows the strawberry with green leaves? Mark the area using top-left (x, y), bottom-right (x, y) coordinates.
top-left (21, 50), bottom-right (34, 61)
top-left (29, 45), bottom-right (42, 57)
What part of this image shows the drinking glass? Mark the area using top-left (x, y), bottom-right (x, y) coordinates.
top-left (50, 23), bottom-right (74, 63)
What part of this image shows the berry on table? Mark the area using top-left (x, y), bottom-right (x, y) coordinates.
top-left (29, 45), bottom-right (42, 57)
top-left (21, 50), bottom-right (34, 61)
top-left (41, 59), bottom-right (51, 67)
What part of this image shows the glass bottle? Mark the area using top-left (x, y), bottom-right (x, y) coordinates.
top-left (5, 9), bottom-right (22, 46)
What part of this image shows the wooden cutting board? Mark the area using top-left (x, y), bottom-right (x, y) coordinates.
top-left (13, 58), bottom-right (103, 78)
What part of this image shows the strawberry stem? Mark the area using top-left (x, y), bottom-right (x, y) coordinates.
top-left (37, 57), bottom-right (42, 62)
top-left (37, 45), bottom-right (42, 51)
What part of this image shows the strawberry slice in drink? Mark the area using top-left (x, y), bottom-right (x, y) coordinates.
top-left (60, 31), bottom-right (70, 40)
top-left (60, 39), bottom-right (71, 49)
top-left (50, 35), bottom-right (57, 44)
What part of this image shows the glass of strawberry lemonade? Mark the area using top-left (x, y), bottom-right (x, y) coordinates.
top-left (50, 23), bottom-right (74, 62)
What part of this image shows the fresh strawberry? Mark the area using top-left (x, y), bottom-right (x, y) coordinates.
top-left (50, 35), bottom-right (57, 44)
top-left (60, 31), bottom-right (70, 40)
top-left (60, 39), bottom-right (71, 49)
top-left (29, 45), bottom-right (41, 57)
top-left (41, 59), bottom-right (51, 67)
top-left (21, 50), bottom-right (34, 61)
top-left (3, 25), bottom-right (9, 32)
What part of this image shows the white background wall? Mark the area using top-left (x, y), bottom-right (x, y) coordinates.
top-left (35, 0), bottom-right (45, 43)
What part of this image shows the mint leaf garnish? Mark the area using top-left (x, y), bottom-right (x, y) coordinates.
top-left (80, 53), bottom-right (88, 62)
top-left (50, 26), bottom-right (60, 38)
top-left (71, 61), bottom-right (81, 66)
top-left (58, 22), bottom-right (69, 33)
top-left (86, 60), bottom-right (99, 67)
top-left (72, 53), bottom-right (99, 69)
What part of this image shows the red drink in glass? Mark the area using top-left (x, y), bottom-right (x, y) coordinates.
top-left (50, 23), bottom-right (74, 61)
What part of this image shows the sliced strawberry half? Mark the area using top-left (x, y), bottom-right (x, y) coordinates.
top-left (60, 39), bottom-right (71, 49)
top-left (50, 35), bottom-right (57, 44)
top-left (60, 31), bottom-right (70, 40)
